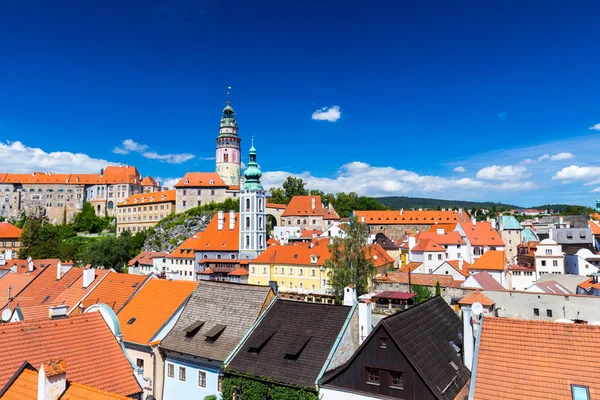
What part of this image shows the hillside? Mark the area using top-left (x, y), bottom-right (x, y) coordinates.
top-left (375, 196), bottom-right (521, 211)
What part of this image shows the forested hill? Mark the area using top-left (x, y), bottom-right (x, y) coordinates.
top-left (375, 196), bottom-right (521, 210)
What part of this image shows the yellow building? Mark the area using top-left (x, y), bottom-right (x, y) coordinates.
top-left (116, 190), bottom-right (176, 235)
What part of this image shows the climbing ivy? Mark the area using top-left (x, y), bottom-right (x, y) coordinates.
top-left (222, 375), bottom-right (319, 400)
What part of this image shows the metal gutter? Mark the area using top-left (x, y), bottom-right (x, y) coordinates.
top-left (467, 313), bottom-right (484, 400)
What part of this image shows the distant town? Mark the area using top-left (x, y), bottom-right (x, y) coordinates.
top-left (1, 100), bottom-right (598, 400)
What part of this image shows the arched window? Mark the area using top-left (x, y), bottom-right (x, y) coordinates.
top-left (224, 153), bottom-right (229, 162)
top-left (246, 217), bottom-right (250, 229)
top-left (96, 205), bottom-right (101, 214)
top-left (258, 198), bottom-right (263, 211)
top-left (246, 198), bottom-right (250, 210)
top-left (107, 201), bottom-right (114, 210)
top-left (259, 235), bottom-right (263, 247)
top-left (217, 254), bottom-right (222, 259)
top-left (203, 255), bottom-right (208, 259)
top-left (246, 235), bottom-right (250, 246)
top-left (259, 217), bottom-right (263, 229)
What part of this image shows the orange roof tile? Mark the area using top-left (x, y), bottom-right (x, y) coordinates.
top-left (458, 220), bottom-right (505, 246)
top-left (473, 317), bottom-right (600, 399)
top-left (427, 223), bottom-right (458, 233)
top-left (266, 238), bottom-right (279, 246)
top-left (0, 274), bottom-right (35, 308)
top-left (196, 212), bottom-right (239, 252)
top-left (166, 234), bottom-right (201, 259)
top-left (282, 196), bottom-right (340, 220)
top-left (400, 262), bottom-right (422, 273)
top-left (301, 229), bottom-right (323, 238)
top-left (51, 269), bottom-right (111, 313)
top-left (79, 273), bottom-right (148, 313)
top-left (458, 290), bottom-right (495, 306)
top-left (0, 166), bottom-right (142, 186)
top-left (127, 251), bottom-right (167, 266)
top-left (0, 312), bottom-right (142, 397)
top-left (446, 260), bottom-right (471, 278)
top-left (228, 267), bottom-right (249, 276)
top-left (266, 203), bottom-right (286, 209)
top-left (589, 221), bottom-right (600, 235)
top-left (411, 238), bottom-right (446, 252)
top-left (251, 239), bottom-right (331, 266)
top-left (0, 223), bottom-right (22, 239)
top-left (365, 244), bottom-right (395, 267)
top-left (416, 230), bottom-right (466, 245)
top-left (61, 382), bottom-right (134, 400)
top-left (375, 271), bottom-right (454, 287)
top-left (469, 250), bottom-right (506, 271)
top-left (354, 210), bottom-right (461, 225)
top-left (0, 365), bottom-right (38, 400)
top-left (174, 172), bottom-right (228, 188)
top-left (117, 190), bottom-right (176, 207)
top-left (117, 279), bottom-right (196, 344)
top-left (0, 259), bottom-right (59, 276)
top-left (141, 176), bottom-right (158, 187)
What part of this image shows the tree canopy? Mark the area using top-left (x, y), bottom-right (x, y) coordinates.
top-left (19, 217), bottom-right (78, 261)
top-left (72, 202), bottom-right (113, 233)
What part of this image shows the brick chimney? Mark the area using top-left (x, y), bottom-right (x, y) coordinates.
top-left (38, 360), bottom-right (67, 400)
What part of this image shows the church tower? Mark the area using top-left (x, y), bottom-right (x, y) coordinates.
top-left (239, 141), bottom-right (267, 260)
top-left (215, 99), bottom-right (241, 187)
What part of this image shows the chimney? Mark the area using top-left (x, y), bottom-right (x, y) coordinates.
top-left (5, 249), bottom-right (13, 261)
top-left (56, 262), bottom-right (62, 280)
top-left (28, 256), bottom-right (34, 272)
top-left (82, 267), bottom-right (95, 289)
top-left (559, 216), bottom-right (564, 226)
top-left (229, 210), bottom-right (236, 230)
top-left (343, 285), bottom-right (357, 306)
top-left (400, 209), bottom-right (404, 215)
top-left (361, 216), bottom-right (365, 222)
top-left (217, 211), bottom-right (224, 231)
top-left (471, 216), bottom-right (477, 226)
top-left (311, 197), bottom-right (316, 210)
top-left (458, 259), bottom-right (463, 270)
top-left (491, 218), bottom-right (497, 229)
top-left (358, 300), bottom-right (372, 345)
top-left (48, 305), bottom-right (68, 320)
top-left (548, 227), bottom-right (553, 240)
top-left (436, 228), bottom-right (444, 235)
top-left (462, 307), bottom-right (474, 370)
top-left (38, 360), bottom-right (67, 400)
top-left (458, 208), bottom-right (463, 214)
top-left (312, 229), bottom-right (317, 239)
top-left (408, 235), bottom-right (416, 250)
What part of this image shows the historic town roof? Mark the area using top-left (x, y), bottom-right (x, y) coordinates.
top-left (265, 202), bottom-right (286, 209)
top-left (117, 190), bottom-right (176, 206)
top-left (462, 271), bottom-right (505, 291)
top-left (282, 196), bottom-right (340, 220)
top-left (444, 260), bottom-right (471, 278)
top-left (472, 317), bottom-right (600, 399)
top-left (251, 238), bottom-right (331, 266)
top-left (141, 176), bottom-right (158, 187)
top-left (365, 243), bottom-right (395, 267)
top-left (0, 166), bottom-right (142, 186)
top-left (0, 312), bottom-right (142, 397)
top-left (376, 271), bottom-right (454, 287)
top-left (374, 232), bottom-right (400, 250)
top-left (500, 215), bottom-right (523, 230)
top-left (416, 230), bottom-right (466, 245)
top-left (0, 222), bottom-right (22, 239)
top-left (80, 273), bottom-right (149, 312)
top-left (458, 290), bottom-right (495, 306)
top-left (354, 210), bottom-right (461, 225)
top-left (166, 234), bottom-right (202, 259)
top-left (399, 262), bottom-right (423, 273)
top-left (469, 250), bottom-right (506, 271)
top-left (411, 238), bottom-right (446, 252)
top-left (161, 281), bottom-right (273, 362)
top-left (523, 228), bottom-right (539, 242)
top-left (373, 291), bottom-right (416, 300)
top-left (0, 274), bottom-right (34, 308)
top-left (117, 279), bottom-right (197, 345)
top-left (526, 280), bottom-right (571, 294)
top-left (50, 268), bottom-right (111, 313)
top-left (127, 251), bottom-right (168, 266)
top-left (226, 300), bottom-right (353, 389)
top-left (195, 212), bottom-right (239, 252)
top-left (0, 259), bottom-right (61, 276)
top-left (458, 220), bottom-right (505, 247)
top-left (174, 172), bottom-right (228, 188)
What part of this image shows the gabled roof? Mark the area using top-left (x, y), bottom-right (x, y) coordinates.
top-left (282, 196), bottom-right (340, 220)
top-left (376, 271), bottom-right (454, 287)
top-left (166, 234), bottom-right (202, 259)
top-left (458, 220), bottom-right (505, 246)
top-left (195, 212), bottom-right (239, 252)
top-left (0, 274), bottom-right (34, 308)
top-left (400, 262), bottom-right (422, 273)
top-left (128, 251), bottom-right (168, 266)
top-left (354, 210), bottom-right (461, 225)
top-left (174, 172), bottom-right (228, 188)
top-left (0, 166), bottom-right (142, 186)
top-left (416, 230), bottom-right (466, 245)
top-left (0, 258), bottom-right (60, 276)
top-left (374, 232), bottom-right (400, 250)
top-left (365, 243), bottom-right (395, 267)
top-left (427, 223), bottom-right (458, 233)
top-left (463, 271), bottom-right (505, 290)
top-left (458, 290), bottom-right (495, 306)
top-left (50, 269), bottom-right (111, 313)
top-left (443, 260), bottom-right (471, 278)
top-left (226, 300), bottom-right (353, 389)
top-left (411, 238), bottom-right (446, 252)
top-left (527, 280), bottom-right (571, 294)
top-left (0, 222), bottom-right (22, 239)
top-left (80, 273), bottom-right (149, 312)
top-left (161, 281), bottom-right (273, 361)
top-left (469, 250), bottom-right (506, 271)
top-left (141, 176), bottom-right (158, 187)
top-left (472, 317), bottom-right (600, 399)
top-left (251, 239), bottom-right (331, 266)
top-left (265, 202), bottom-right (286, 210)
top-left (0, 313), bottom-right (142, 397)
top-left (117, 279), bottom-right (196, 345)
top-left (322, 297), bottom-right (469, 400)
top-left (523, 228), bottom-right (539, 242)
top-left (117, 190), bottom-right (176, 207)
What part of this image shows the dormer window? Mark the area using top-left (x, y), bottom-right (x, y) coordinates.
top-left (184, 179), bottom-right (189, 184)
top-left (210, 179), bottom-right (214, 185)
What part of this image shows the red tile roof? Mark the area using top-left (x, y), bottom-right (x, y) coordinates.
top-left (0, 312), bottom-right (142, 397)
top-left (117, 190), bottom-right (176, 207)
top-left (62, 382), bottom-right (135, 399)
top-left (375, 271), bottom-right (454, 287)
top-left (195, 212), bottom-right (239, 252)
top-left (529, 280), bottom-right (571, 294)
top-left (228, 267), bottom-right (249, 276)
top-left (282, 196), bottom-right (340, 220)
top-left (411, 238), bottom-right (446, 252)
top-left (117, 279), bottom-right (196, 345)
top-left (458, 220), bottom-right (505, 246)
top-left (473, 317), bottom-right (600, 399)
top-left (266, 238), bottom-right (279, 246)
top-left (589, 221), bottom-right (600, 235)
top-left (51, 269), bottom-right (111, 313)
top-left (445, 260), bottom-right (471, 278)
top-left (400, 262), bottom-right (422, 273)
top-left (0, 365), bottom-right (38, 400)
top-left (0, 274), bottom-right (35, 308)
top-left (0, 259), bottom-right (60, 275)
top-left (354, 210), bottom-right (461, 225)
top-left (469, 250), bottom-right (506, 271)
top-left (251, 239), bottom-right (331, 266)
top-left (127, 251), bottom-right (167, 266)
top-left (166, 234), bottom-right (201, 259)
top-left (0, 223), bottom-right (22, 239)
top-left (427, 223), bottom-right (458, 233)
top-left (141, 176), bottom-right (158, 187)
top-left (266, 203), bottom-right (286, 210)
top-left (373, 291), bottom-right (416, 300)
top-left (416, 230), bottom-right (466, 245)
top-left (458, 291), bottom-right (495, 306)
top-left (0, 166), bottom-right (142, 186)
top-left (174, 172), bottom-right (228, 188)
top-left (80, 273), bottom-right (148, 312)
top-left (365, 244), bottom-right (395, 267)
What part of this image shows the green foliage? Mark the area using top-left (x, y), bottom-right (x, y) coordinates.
top-left (268, 187), bottom-right (287, 205)
top-left (19, 218), bottom-right (78, 261)
top-left (435, 281), bottom-right (441, 296)
top-left (268, 177), bottom-right (308, 205)
top-left (325, 216), bottom-right (374, 300)
top-left (222, 375), bottom-right (318, 400)
top-left (80, 235), bottom-right (131, 271)
top-left (72, 202), bottom-right (113, 233)
top-left (203, 396), bottom-right (218, 400)
top-left (412, 285), bottom-right (432, 304)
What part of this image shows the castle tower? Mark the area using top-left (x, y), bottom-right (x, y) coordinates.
top-left (239, 141), bottom-right (266, 260)
top-left (215, 99), bottom-right (241, 187)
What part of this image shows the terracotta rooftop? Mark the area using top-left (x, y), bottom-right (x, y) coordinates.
top-left (117, 279), bottom-right (196, 345)
top-left (141, 176), bottom-right (158, 187)
top-left (0, 274), bottom-right (35, 308)
top-left (80, 273), bottom-right (148, 312)
top-left (458, 220), bottom-right (505, 247)
top-left (117, 189), bottom-right (176, 207)
top-left (51, 269), bottom-right (111, 313)
top-left (0, 222), bottom-right (22, 239)
top-left (416, 230), bottom-right (466, 245)
top-left (376, 271), bottom-right (454, 287)
top-left (399, 262), bottom-right (422, 273)
top-left (458, 290), bottom-right (495, 306)
top-left (265, 202), bottom-right (286, 209)
top-left (469, 250), bottom-right (506, 271)
top-left (282, 196), bottom-right (340, 220)
top-left (445, 260), bottom-right (471, 278)
top-left (127, 251), bottom-right (168, 266)
top-left (251, 238), bottom-right (331, 266)
top-left (365, 243), bottom-right (395, 267)
top-left (411, 238), bottom-right (446, 252)
top-left (174, 172), bottom-right (228, 188)
top-left (354, 210), bottom-right (461, 225)
top-left (166, 234), bottom-right (201, 259)
top-left (473, 317), bottom-right (600, 399)
top-left (0, 258), bottom-right (61, 276)
top-left (0, 166), bottom-right (142, 185)
top-left (0, 312), bottom-right (141, 397)
top-left (195, 212), bottom-right (239, 252)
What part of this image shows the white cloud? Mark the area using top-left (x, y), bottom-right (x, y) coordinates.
top-left (311, 106), bottom-right (341, 122)
top-left (476, 165), bottom-right (529, 181)
top-left (113, 139), bottom-right (194, 164)
top-left (589, 123), bottom-right (600, 131)
top-left (592, 187), bottom-right (600, 193)
top-left (553, 165), bottom-right (600, 182)
top-left (0, 141), bottom-right (115, 173)
top-left (453, 166), bottom-right (466, 173)
top-left (550, 152), bottom-right (574, 161)
top-left (262, 161), bottom-right (535, 197)
top-left (155, 177), bottom-right (181, 189)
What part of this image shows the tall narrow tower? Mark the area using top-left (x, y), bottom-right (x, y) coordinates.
top-left (215, 98), bottom-right (241, 187)
top-left (239, 141), bottom-right (267, 260)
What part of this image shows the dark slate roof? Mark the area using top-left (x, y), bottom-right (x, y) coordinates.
top-left (375, 233), bottom-right (400, 250)
top-left (160, 281), bottom-right (273, 362)
top-left (226, 299), bottom-right (352, 389)
top-left (381, 296), bottom-right (470, 400)
top-left (553, 228), bottom-right (594, 245)
top-left (563, 244), bottom-right (596, 255)
top-left (537, 215), bottom-right (588, 229)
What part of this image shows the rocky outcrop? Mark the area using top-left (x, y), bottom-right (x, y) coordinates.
top-left (142, 212), bottom-right (214, 253)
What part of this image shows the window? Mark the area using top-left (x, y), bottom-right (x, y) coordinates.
top-left (428, 254), bottom-right (432, 261)
top-left (534, 308), bottom-right (540, 316)
top-left (262, 267), bottom-right (266, 274)
top-left (437, 254), bottom-right (442, 260)
top-left (136, 358), bottom-right (144, 368)
top-left (541, 260), bottom-right (546, 266)
top-left (211, 190), bottom-right (215, 196)
top-left (289, 268), bottom-right (293, 275)
top-left (179, 366), bottom-right (186, 381)
top-left (198, 371), bottom-right (206, 387)
top-left (246, 198), bottom-right (250, 210)
top-left (553, 260), bottom-right (558, 267)
top-left (390, 371), bottom-right (404, 389)
top-left (182, 190), bottom-right (187, 196)
top-left (457, 253), bottom-right (462, 259)
top-left (572, 385), bottom-right (590, 400)
top-left (311, 269), bottom-right (315, 276)
top-left (366, 367), bottom-right (380, 385)
top-left (299, 268), bottom-right (303, 276)
top-left (379, 337), bottom-right (387, 348)
top-left (547, 309), bottom-right (553, 318)
top-left (546, 249), bottom-right (552, 255)
top-left (182, 200), bottom-right (187, 207)
top-left (167, 363), bottom-right (174, 378)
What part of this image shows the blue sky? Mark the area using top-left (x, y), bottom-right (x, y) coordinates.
top-left (1, 0), bottom-right (600, 207)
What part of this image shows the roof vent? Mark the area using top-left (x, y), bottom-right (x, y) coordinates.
top-left (205, 324), bottom-right (226, 343)
top-left (248, 331), bottom-right (275, 354)
top-left (185, 320), bottom-right (205, 337)
top-left (127, 317), bottom-right (136, 325)
top-left (284, 336), bottom-right (311, 361)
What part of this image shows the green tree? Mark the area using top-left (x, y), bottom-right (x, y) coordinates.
top-left (268, 187), bottom-right (288, 205)
top-left (325, 216), bottom-right (374, 301)
top-left (129, 231), bottom-right (147, 258)
top-left (282, 176), bottom-right (308, 199)
top-left (309, 189), bottom-right (324, 197)
top-left (72, 202), bottom-right (112, 233)
top-left (19, 218), bottom-right (77, 261)
top-left (80, 236), bottom-right (131, 272)
top-left (435, 281), bottom-right (441, 296)
top-left (412, 285), bottom-right (432, 304)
